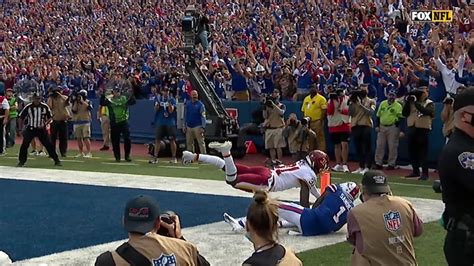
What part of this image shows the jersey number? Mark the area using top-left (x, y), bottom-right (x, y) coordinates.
top-left (333, 206), bottom-right (346, 223)
top-left (275, 163), bottom-right (299, 175)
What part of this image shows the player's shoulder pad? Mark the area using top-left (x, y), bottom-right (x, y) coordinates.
top-left (328, 184), bottom-right (337, 193)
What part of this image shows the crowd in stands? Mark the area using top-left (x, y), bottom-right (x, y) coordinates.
top-left (0, 0), bottom-right (472, 103)
top-left (0, 0), bottom-right (473, 170)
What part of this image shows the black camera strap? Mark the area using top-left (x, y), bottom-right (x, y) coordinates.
top-left (115, 242), bottom-right (151, 266)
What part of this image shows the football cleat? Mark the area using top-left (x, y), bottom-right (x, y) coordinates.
top-left (223, 213), bottom-right (244, 231)
top-left (181, 151), bottom-right (195, 165)
top-left (209, 141), bottom-right (232, 155)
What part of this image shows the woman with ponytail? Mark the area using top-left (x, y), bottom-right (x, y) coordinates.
top-left (242, 190), bottom-right (302, 266)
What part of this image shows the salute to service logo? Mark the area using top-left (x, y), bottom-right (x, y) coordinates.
top-left (410, 10), bottom-right (453, 22)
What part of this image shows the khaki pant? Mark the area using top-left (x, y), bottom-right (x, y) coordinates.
top-left (374, 125), bottom-right (400, 166)
top-left (186, 127), bottom-right (206, 154)
top-left (309, 120), bottom-right (326, 152)
top-left (265, 127), bottom-right (286, 149)
top-left (100, 116), bottom-right (110, 147)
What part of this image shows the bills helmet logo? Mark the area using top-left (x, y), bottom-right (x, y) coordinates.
top-left (384, 211), bottom-right (402, 232)
top-left (458, 152), bottom-right (474, 170)
top-left (153, 253), bottom-right (177, 266)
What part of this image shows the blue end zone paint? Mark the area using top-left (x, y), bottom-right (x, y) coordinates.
top-left (0, 179), bottom-right (249, 261)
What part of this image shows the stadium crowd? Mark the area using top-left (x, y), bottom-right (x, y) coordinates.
top-left (0, 0), bottom-right (473, 174)
top-left (0, 0), bottom-right (473, 265)
top-left (0, 0), bottom-right (472, 101)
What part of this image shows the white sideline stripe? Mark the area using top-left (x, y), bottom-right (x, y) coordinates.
top-left (60, 160), bottom-right (85, 163)
top-left (0, 167), bottom-right (443, 266)
top-left (101, 162), bottom-right (139, 166)
top-left (158, 165), bottom-right (199, 169)
top-left (3, 156), bottom-right (37, 160)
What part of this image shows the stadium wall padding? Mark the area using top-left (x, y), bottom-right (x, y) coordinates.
top-left (90, 100), bottom-right (446, 166)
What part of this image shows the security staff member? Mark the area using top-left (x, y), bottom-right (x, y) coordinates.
top-left (347, 171), bottom-right (423, 265)
top-left (402, 87), bottom-right (435, 180)
top-left (301, 86), bottom-right (327, 152)
top-left (100, 87), bottom-right (136, 162)
top-left (5, 88), bottom-right (18, 148)
top-left (17, 93), bottom-right (61, 167)
top-left (0, 93), bottom-right (9, 155)
top-left (95, 195), bottom-right (209, 266)
top-left (439, 88), bottom-right (474, 266)
top-left (374, 89), bottom-right (404, 170)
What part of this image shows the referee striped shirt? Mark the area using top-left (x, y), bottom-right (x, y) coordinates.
top-left (19, 102), bottom-right (52, 129)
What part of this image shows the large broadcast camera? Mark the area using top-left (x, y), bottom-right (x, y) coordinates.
top-left (182, 5), bottom-right (201, 53)
top-left (180, 5), bottom-right (240, 157)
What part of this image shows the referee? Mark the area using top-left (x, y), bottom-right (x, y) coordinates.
top-left (17, 93), bottom-right (61, 167)
top-left (439, 88), bottom-right (474, 265)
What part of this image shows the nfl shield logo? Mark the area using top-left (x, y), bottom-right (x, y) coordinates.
top-left (153, 253), bottom-right (177, 266)
top-left (383, 211), bottom-right (402, 232)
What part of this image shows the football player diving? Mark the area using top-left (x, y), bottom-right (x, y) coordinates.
top-left (182, 141), bottom-right (330, 207)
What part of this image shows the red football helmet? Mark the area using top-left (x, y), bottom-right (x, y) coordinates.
top-left (306, 150), bottom-right (330, 174)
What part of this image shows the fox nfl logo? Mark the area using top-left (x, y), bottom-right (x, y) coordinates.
top-left (410, 10), bottom-right (453, 22)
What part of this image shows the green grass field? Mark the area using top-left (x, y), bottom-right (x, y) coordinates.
top-left (0, 146), bottom-right (445, 265)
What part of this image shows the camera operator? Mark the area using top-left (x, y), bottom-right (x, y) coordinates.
top-left (441, 95), bottom-right (455, 143)
top-left (348, 84), bottom-right (376, 174)
top-left (438, 88), bottom-right (474, 266)
top-left (441, 85), bottom-right (467, 143)
top-left (327, 87), bottom-right (351, 173)
top-left (95, 195), bottom-right (209, 266)
top-left (262, 90), bottom-right (286, 165)
top-left (283, 113), bottom-right (316, 160)
top-left (402, 87), bottom-right (435, 180)
top-left (197, 10), bottom-right (210, 53)
top-left (71, 90), bottom-right (92, 158)
top-left (47, 86), bottom-right (70, 157)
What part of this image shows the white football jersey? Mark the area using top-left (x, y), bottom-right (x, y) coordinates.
top-left (270, 160), bottom-right (320, 198)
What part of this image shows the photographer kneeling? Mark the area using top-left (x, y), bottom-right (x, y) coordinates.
top-left (402, 87), bottom-right (435, 181)
top-left (95, 195), bottom-right (209, 266)
top-left (283, 113), bottom-right (316, 160)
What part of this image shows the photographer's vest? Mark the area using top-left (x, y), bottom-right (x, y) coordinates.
top-left (108, 233), bottom-right (199, 266)
top-left (72, 101), bottom-right (91, 123)
top-left (350, 195), bottom-right (418, 266)
top-left (264, 104), bottom-right (285, 128)
top-left (351, 98), bottom-right (376, 127)
top-left (327, 96), bottom-right (351, 128)
top-left (47, 95), bottom-right (70, 121)
top-left (406, 99), bottom-right (434, 130)
top-left (442, 109), bottom-right (455, 137)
